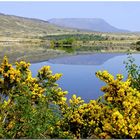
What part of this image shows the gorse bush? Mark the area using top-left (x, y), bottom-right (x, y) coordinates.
top-left (60, 71), bottom-right (140, 139)
top-left (0, 56), bottom-right (69, 138)
top-left (0, 56), bottom-right (140, 139)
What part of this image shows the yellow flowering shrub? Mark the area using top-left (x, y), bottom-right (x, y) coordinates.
top-left (0, 56), bottom-right (69, 138)
top-left (59, 71), bottom-right (140, 139)
top-left (94, 71), bottom-right (140, 138)
top-left (1, 56), bottom-right (140, 139)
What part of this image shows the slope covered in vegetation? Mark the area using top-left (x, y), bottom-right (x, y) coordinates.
top-left (0, 13), bottom-right (140, 63)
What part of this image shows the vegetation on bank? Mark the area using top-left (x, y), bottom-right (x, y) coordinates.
top-left (131, 40), bottom-right (140, 51)
top-left (0, 55), bottom-right (140, 139)
top-left (50, 37), bottom-right (76, 53)
top-left (1, 32), bottom-right (140, 63)
top-left (39, 34), bottom-right (140, 53)
top-left (40, 34), bottom-right (107, 41)
top-left (1, 12), bottom-right (140, 63)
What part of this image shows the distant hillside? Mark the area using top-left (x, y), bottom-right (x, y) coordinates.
top-left (0, 13), bottom-right (76, 37)
top-left (0, 13), bottom-right (131, 38)
top-left (48, 18), bottom-right (130, 33)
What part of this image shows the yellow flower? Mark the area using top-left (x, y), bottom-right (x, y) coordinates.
top-left (72, 94), bottom-right (77, 99)
top-left (61, 97), bottom-right (67, 102)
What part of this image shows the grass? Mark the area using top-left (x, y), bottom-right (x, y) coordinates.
top-left (0, 20), bottom-right (140, 64)
top-left (0, 39), bottom-right (66, 64)
top-left (0, 13), bottom-right (140, 63)
top-left (0, 33), bottom-right (140, 64)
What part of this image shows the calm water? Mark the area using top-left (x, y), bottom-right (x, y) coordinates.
top-left (30, 53), bottom-right (140, 102)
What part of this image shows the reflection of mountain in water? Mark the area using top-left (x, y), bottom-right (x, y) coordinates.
top-left (48, 53), bottom-right (126, 65)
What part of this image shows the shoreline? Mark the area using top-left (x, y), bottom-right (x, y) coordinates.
top-left (29, 50), bottom-right (140, 64)
top-left (3, 50), bottom-right (140, 65)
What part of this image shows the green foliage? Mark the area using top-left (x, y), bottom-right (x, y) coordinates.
top-left (50, 40), bottom-right (55, 49)
top-left (136, 41), bottom-right (140, 45)
top-left (50, 38), bottom-right (76, 53)
top-left (131, 41), bottom-right (140, 51)
top-left (0, 56), bottom-right (69, 139)
top-left (41, 34), bottom-right (106, 41)
top-left (135, 46), bottom-right (140, 51)
top-left (124, 54), bottom-right (140, 90)
top-left (1, 56), bottom-right (140, 139)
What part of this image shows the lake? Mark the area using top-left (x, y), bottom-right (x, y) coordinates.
top-left (30, 53), bottom-right (140, 102)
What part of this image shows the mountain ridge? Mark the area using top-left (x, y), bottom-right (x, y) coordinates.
top-left (0, 13), bottom-right (76, 37)
top-left (48, 18), bottom-right (130, 33)
top-left (0, 13), bottom-right (132, 36)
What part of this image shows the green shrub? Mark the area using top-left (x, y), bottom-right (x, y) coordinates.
top-left (136, 41), bottom-right (140, 45)
top-left (1, 56), bottom-right (140, 139)
top-left (0, 56), bottom-right (70, 138)
top-left (124, 54), bottom-right (140, 90)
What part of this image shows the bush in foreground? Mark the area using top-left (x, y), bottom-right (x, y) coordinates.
top-left (0, 56), bottom-right (140, 139)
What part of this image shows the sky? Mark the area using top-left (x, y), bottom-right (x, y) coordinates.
top-left (0, 2), bottom-right (140, 31)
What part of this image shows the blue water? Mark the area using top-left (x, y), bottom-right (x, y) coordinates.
top-left (30, 53), bottom-right (140, 102)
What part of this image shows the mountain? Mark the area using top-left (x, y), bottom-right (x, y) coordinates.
top-left (0, 13), bottom-right (75, 37)
top-left (0, 13), bottom-right (130, 38)
top-left (48, 18), bottom-right (130, 33)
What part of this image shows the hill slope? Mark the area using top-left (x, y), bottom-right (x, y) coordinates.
top-left (48, 18), bottom-right (130, 33)
top-left (0, 13), bottom-right (75, 37)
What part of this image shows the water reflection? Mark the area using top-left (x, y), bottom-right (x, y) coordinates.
top-left (48, 53), bottom-right (124, 65)
top-left (30, 53), bottom-right (140, 102)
